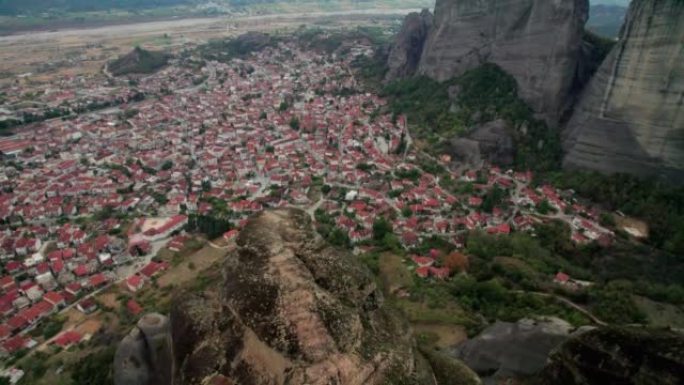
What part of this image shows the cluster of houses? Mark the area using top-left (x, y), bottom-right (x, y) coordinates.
top-left (0, 35), bottom-right (621, 360)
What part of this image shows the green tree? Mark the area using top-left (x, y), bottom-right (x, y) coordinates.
top-left (328, 227), bottom-right (350, 248)
top-left (70, 347), bottom-right (115, 385)
top-left (537, 199), bottom-right (553, 215)
top-left (401, 207), bottom-right (413, 218)
top-left (372, 217), bottom-right (393, 241)
top-left (289, 116), bottom-right (300, 130)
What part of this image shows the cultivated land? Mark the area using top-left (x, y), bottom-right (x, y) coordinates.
top-left (0, 8), bottom-right (682, 384)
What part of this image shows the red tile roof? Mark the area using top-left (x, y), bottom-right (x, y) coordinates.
top-left (54, 330), bottom-right (81, 347)
top-left (89, 273), bottom-right (107, 287)
top-left (2, 335), bottom-right (28, 354)
top-left (127, 299), bottom-right (143, 315)
top-left (43, 291), bottom-right (65, 305)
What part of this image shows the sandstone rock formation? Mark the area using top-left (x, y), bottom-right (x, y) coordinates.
top-left (538, 327), bottom-right (684, 385)
top-left (416, 0), bottom-right (589, 125)
top-left (113, 313), bottom-right (174, 385)
top-left (385, 9), bottom-right (433, 82)
top-left (116, 209), bottom-right (463, 385)
top-left (562, 0), bottom-right (684, 181)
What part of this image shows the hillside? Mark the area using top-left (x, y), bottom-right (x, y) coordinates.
top-left (108, 47), bottom-right (170, 77)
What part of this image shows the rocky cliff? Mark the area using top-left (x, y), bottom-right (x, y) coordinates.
top-left (115, 209), bottom-right (461, 385)
top-left (562, 0), bottom-right (684, 181)
top-left (386, 0), bottom-right (590, 125)
top-left (538, 327), bottom-right (684, 385)
top-left (385, 9), bottom-right (433, 81)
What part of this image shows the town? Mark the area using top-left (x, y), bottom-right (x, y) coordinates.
top-left (0, 34), bottom-right (616, 367)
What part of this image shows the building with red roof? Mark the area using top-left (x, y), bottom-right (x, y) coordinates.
top-left (554, 272), bottom-right (570, 284)
top-left (416, 266), bottom-right (430, 278)
top-left (54, 330), bottom-right (82, 348)
top-left (65, 282), bottom-right (81, 296)
top-left (411, 256), bottom-right (435, 268)
top-left (0, 324), bottom-right (11, 341)
top-left (140, 261), bottom-right (169, 279)
top-left (1, 335), bottom-right (29, 355)
top-left (43, 291), bottom-right (65, 307)
top-left (126, 275), bottom-right (144, 293)
top-left (7, 316), bottom-right (28, 333)
top-left (0, 276), bottom-right (15, 292)
top-left (142, 215), bottom-right (188, 241)
top-left (127, 299), bottom-right (143, 316)
top-left (223, 229), bottom-right (239, 241)
top-left (88, 273), bottom-right (107, 288)
top-left (487, 223), bottom-right (511, 235)
top-left (429, 267), bottom-right (451, 279)
top-left (76, 299), bottom-right (97, 314)
top-left (468, 196), bottom-right (483, 207)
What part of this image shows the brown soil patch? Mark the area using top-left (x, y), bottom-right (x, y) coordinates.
top-left (76, 319), bottom-right (103, 336)
top-left (615, 215), bottom-right (649, 239)
top-left (99, 292), bottom-right (120, 309)
top-left (157, 244), bottom-right (231, 287)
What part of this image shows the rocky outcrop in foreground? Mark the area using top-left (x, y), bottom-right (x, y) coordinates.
top-left (562, 0), bottom-right (684, 181)
top-left (539, 327), bottom-right (684, 385)
top-left (116, 208), bottom-right (461, 385)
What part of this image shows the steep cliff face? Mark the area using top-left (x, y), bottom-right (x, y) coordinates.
top-left (563, 0), bottom-right (684, 180)
top-left (385, 9), bottom-right (433, 82)
top-left (538, 327), bottom-right (684, 385)
top-left (116, 209), bottom-right (450, 385)
top-left (416, 0), bottom-right (589, 125)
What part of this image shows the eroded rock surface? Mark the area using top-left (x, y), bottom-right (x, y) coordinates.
top-left (563, 0), bottom-right (684, 181)
top-left (113, 313), bottom-right (174, 385)
top-left (385, 9), bottom-right (433, 82)
top-left (417, 0), bottom-right (589, 125)
top-left (117, 208), bottom-right (453, 385)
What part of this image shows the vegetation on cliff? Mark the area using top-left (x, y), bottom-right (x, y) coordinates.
top-left (380, 64), bottom-right (562, 171)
